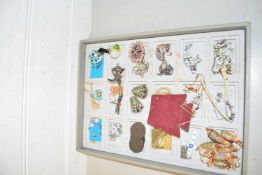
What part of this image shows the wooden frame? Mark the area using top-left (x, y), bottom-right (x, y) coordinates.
top-left (76, 22), bottom-right (251, 175)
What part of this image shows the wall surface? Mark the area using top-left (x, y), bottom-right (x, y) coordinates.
top-left (91, 0), bottom-right (262, 175)
top-left (0, 0), bottom-right (91, 175)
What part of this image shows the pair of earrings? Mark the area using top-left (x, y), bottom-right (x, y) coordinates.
top-left (130, 85), bottom-right (148, 113)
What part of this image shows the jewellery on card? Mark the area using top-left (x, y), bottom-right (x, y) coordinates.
top-left (109, 121), bottom-right (122, 141)
top-left (183, 43), bottom-right (201, 74)
top-left (89, 50), bottom-right (103, 69)
top-left (89, 118), bottom-right (102, 143)
top-left (130, 96), bottom-right (144, 113)
top-left (212, 39), bottom-right (233, 75)
top-left (108, 64), bottom-right (125, 115)
top-left (129, 42), bottom-right (149, 77)
top-left (132, 85), bottom-right (148, 99)
top-left (155, 44), bottom-right (174, 76)
top-left (84, 83), bottom-right (101, 109)
top-left (130, 85), bottom-right (147, 113)
top-left (180, 130), bottom-right (198, 159)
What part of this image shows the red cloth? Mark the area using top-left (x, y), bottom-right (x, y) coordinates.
top-left (179, 103), bottom-right (193, 132)
top-left (147, 94), bottom-right (193, 138)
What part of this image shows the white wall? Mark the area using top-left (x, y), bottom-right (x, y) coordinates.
top-left (90, 0), bottom-right (262, 175)
top-left (0, 0), bottom-right (91, 175)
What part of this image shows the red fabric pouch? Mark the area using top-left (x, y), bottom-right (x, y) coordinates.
top-left (147, 94), bottom-right (193, 137)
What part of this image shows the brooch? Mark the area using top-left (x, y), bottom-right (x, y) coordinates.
top-left (129, 42), bottom-right (149, 77)
top-left (155, 44), bottom-right (174, 75)
top-left (183, 43), bottom-right (201, 74)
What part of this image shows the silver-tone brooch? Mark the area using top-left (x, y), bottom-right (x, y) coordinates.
top-left (183, 43), bottom-right (201, 74)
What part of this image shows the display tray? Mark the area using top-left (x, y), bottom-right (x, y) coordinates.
top-left (77, 24), bottom-right (249, 175)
